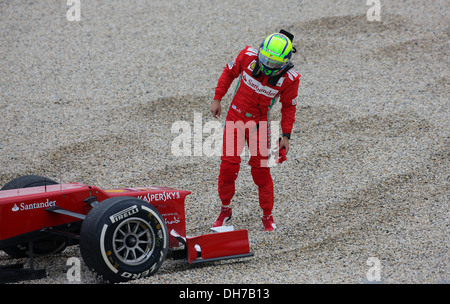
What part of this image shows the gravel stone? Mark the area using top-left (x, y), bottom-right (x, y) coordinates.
top-left (0, 1), bottom-right (448, 284)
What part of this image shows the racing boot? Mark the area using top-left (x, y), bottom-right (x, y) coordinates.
top-left (261, 215), bottom-right (277, 231)
top-left (212, 205), bottom-right (232, 227)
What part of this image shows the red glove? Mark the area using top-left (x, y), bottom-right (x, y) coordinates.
top-left (276, 138), bottom-right (287, 165)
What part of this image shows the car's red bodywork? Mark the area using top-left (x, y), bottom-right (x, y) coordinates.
top-left (0, 182), bottom-right (252, 266)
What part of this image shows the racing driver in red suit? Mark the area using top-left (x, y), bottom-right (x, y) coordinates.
top-left (210, 31), bottom-right (300, 231)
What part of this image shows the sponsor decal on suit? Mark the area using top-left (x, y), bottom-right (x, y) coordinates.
top-left (241, 71), bottom-right (279, 98)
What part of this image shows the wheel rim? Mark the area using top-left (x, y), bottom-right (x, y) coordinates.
top-left (112, 218), bottom-right (156, 266)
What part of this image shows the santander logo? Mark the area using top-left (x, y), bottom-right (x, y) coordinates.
top-left (12, 199), bottom-right (56, 212)
top-left (242, 71), bottom-right (279, 98)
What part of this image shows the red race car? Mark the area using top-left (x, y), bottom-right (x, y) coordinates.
top-left (0, 175), bottom-right (253, 283)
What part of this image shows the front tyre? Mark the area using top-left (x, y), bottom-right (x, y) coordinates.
top-left (80, 197), bottom-right (168, 283)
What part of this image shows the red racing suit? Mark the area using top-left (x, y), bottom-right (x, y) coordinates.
top-left (214, 46), bottom-right (300, 216)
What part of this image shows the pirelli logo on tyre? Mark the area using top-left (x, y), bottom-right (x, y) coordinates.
top-left (109, 205), bottom-right (139, 223)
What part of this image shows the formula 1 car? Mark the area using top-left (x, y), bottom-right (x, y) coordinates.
top-left (0, 175), bottom-right (253, 283)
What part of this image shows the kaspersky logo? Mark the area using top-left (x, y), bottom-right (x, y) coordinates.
top-left (12, 199), bottom-right (56, 212)
top-left (242, 71), bottom-right (279, 98)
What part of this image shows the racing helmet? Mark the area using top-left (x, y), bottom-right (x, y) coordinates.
top-left (258, 33), bottom-right (293, 77)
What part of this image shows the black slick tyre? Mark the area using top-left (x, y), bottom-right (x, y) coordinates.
top-left (80, 196), bottom-right (169, 283)
top-left (1, 175), bottom-right (58, 191)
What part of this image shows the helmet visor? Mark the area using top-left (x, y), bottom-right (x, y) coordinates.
top-left (258, 49), bottom-right (288, 70)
